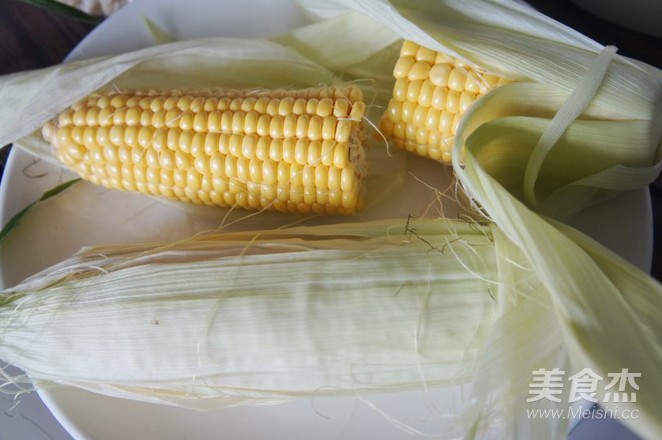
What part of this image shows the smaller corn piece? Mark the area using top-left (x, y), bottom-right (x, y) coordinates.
top-left (42, 86), bottom-right (367, 215)
top-left (380, 40), bottom-right (511, 164)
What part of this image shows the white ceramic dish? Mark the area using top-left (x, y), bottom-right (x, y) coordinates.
top-left (0, 0), bottom-right (652, 438)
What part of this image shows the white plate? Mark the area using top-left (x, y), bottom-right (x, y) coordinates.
top-left (0, 0), bottom-right (653, 438)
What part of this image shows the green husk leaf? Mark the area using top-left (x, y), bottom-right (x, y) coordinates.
top-left (142, 17), bottom-right (177, 44)
top-left (17, 0), bottom-right (102, 24)
top-left (0, 178), bottom-right (80, 246)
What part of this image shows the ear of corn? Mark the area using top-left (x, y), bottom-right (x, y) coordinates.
top-left (0, 218), bottom-right (497, 410)
top-left (379, 40), bottom-right (511, 164)
top-left (1, 0), bottom-right (661, 437)
top-left (42, 86), bottom-right (367, 215)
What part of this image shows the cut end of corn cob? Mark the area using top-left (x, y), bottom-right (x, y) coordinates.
top-left (379, 40), bottom-right (511, 165)
top-left (42, 86), bottom-right (368, 216)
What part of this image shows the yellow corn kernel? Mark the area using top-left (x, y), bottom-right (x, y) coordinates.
top-left (408, 61), bottom-right (431, 81)
top-left (380, 40), bottom-right (513, 164)
top-left (400, 39), bottom-right (420, 56)
top-left (394, 56), bottom-right (416, 79)
top-left (45, 86), bottom-right (367, 214)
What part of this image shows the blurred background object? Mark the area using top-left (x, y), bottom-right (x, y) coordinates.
top-left (14, 0), bottom-right (130, 23)
top-left (567, 0), bottom-right (662, 38)
top-left (56, 0), bottom-right (131, 17)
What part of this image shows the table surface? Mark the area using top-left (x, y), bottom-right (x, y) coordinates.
top-left (0, 1), bottom-right (659, 439)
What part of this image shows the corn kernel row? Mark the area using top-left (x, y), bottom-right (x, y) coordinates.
top-left (58, 109), bottom-right (358, 144)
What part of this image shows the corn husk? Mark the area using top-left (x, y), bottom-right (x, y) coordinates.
top-left (0, 0), bottom-right (661, 439)
top-left (1, 219), bottom-right (497, 410)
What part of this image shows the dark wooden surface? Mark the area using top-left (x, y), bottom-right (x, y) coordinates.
top-left (0, 0), bottom-right (661, 283)
top-left (0, 1), bottom-right (96, 72)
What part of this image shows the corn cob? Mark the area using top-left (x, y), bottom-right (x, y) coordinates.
top-left (42, 86), bottom-right (367, 215)
top-left (379, 40), bottom-right (511, 164)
